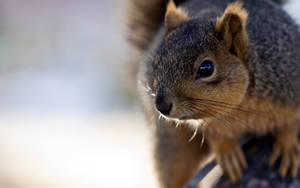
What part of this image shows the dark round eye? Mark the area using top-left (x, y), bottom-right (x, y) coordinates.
top-left (196, 60), bottom-right (215, 79)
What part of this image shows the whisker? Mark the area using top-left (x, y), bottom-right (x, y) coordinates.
top-left (188, 126), bottom-right (198, 142)
top-left (201, 120), bottom-right (208, 146)
top-left (194, 99), bottom-right (254, 114)
top-left (175, 119), bottom-right (180, 128)
top-left (183, 103), bottom-right (232, 130)
top-left (181, 96), bottom-right (245, 110)
top-left (181, 96), bottom-right (265, 117)
top-left (189, 101), bottom-right (250, 128)
top-left (158, 113), bottom-right (162, 121)
top-left (189, 104), bottom-right (234, 129)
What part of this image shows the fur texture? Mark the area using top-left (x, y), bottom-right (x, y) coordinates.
top-left (165, 0), bottom-right (189, 33)
top-left (127, 0), bottom-right (300, 187)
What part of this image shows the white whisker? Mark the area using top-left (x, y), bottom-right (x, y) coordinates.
top-left (201, 122), bottom-right (208, 146)
top-left (188, 126), bottom-right (198, 142)
top-left (175, 120), bottom-right (180, 128)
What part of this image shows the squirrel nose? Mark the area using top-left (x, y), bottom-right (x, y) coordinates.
top-left (155, 92), bottom-right (173, 116)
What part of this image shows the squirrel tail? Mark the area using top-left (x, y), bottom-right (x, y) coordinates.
top-left (126, 0), bottom-right (186, 52)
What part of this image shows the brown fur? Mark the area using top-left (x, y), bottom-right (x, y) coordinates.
top-left (162, 3), bottom-right (250, 122)
top-left (204, 96), bottom-right (300, 138)
top-left (200, 95), bottom-right (300, 182)
top-left (270, 126), bottom-right (300, 178)
top-left (152, 94), bottom-right (300, 186)
top-left (170, 37), bottom-right (250, 122)
top-left (135, 1), bottom-right (300, 186)
top-left (215, 2), bottom-right (248, 33)
top-left (154, 116), bottom-right (209, 188)
top-left (165, 0), bottom-right (188, 33)
top-left (178, 3), bottom-right (300, 139)
top-left (215, 2), bottom-right (250, 62)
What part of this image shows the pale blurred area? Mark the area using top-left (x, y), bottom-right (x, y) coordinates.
top-left (0, 0), bottom-right (156, 187)
top-left (0, 0), bottom-right (299, 188)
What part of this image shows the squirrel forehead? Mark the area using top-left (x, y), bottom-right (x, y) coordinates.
top-left (164, 19), bottom-right (219, 50)
top-left (153, 19), bottom-right (220, 85)
top-left (157, 19), bottom-right (219, 63)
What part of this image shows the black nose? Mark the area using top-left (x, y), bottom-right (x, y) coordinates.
top-left (155, 94), bottom-right (173, 115)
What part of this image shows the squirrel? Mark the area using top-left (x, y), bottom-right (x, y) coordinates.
top-left (126, 0), bottom-right (300, 187)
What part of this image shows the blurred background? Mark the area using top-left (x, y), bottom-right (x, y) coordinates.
top-left (0, 0), bottom-right (299, 187)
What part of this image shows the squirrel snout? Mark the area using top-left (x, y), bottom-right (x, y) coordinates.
top-left (155, 96), bottom-right (173, 115)
top-left (155, 88), bottom-right (173, 116)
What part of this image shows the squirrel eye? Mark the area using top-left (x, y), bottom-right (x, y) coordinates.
top-left (195, 60), bottom-right (215, 79)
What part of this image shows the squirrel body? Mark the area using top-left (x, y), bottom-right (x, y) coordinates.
top-left (127, 0), bottom-right (300, 187)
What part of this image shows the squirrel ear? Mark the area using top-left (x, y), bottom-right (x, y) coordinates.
top-left (164, 0), bottom-right (188, 33)
top-left (216, 2), bottom-right (249, 60)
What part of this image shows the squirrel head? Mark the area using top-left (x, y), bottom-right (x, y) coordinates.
top-left (151, 1), bottom-right (250, 120)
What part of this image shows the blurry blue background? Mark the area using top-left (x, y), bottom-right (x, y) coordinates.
top-left (0, 0), bottom-right (299, 188)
